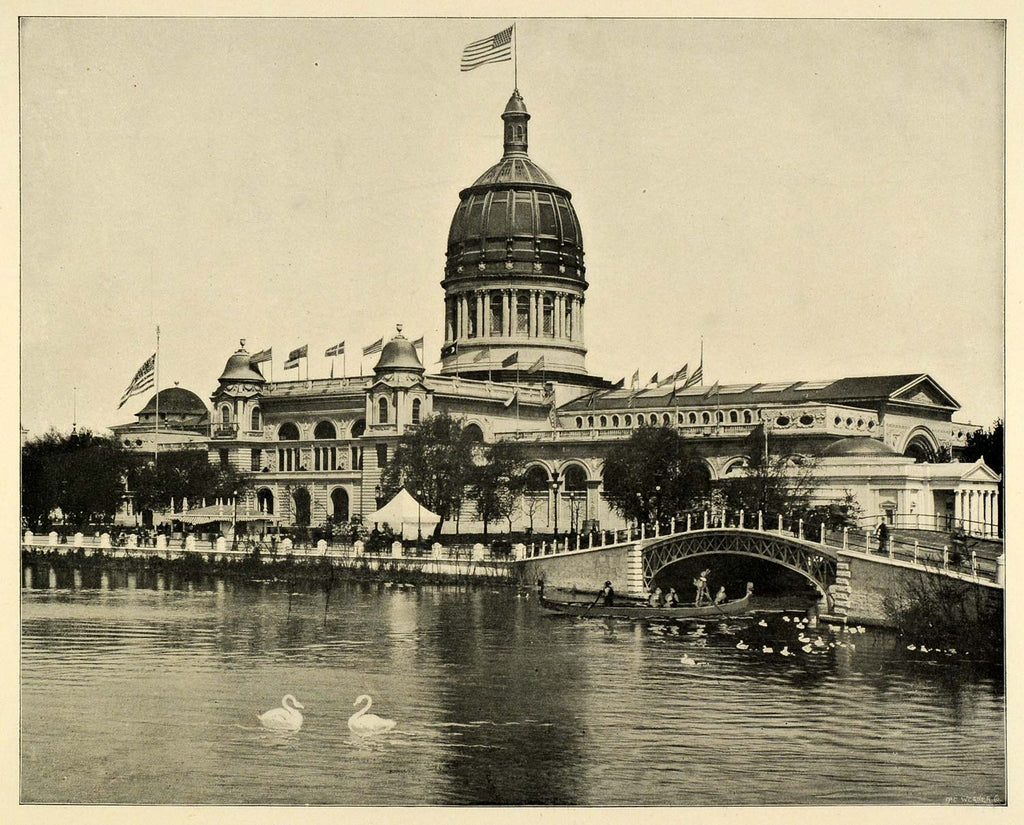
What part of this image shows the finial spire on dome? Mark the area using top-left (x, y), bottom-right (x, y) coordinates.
top-left (502, 89), bottom-right (530, 157)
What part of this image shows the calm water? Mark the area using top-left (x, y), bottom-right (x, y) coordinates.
top-left (21, 564), bottom-right (1005, 806)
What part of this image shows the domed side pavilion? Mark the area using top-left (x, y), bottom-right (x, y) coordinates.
top-left (116, 90), bottom-right (1000, 538)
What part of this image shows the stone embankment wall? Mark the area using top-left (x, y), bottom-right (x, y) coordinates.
top-left (520, 544), bottom-right (642, 596)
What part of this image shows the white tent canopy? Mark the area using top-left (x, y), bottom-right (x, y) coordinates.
top-left (368, 488), bottom-right (440, 540)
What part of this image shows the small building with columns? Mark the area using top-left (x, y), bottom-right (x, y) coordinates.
top-left (166, 89), bottom-right (999, 537)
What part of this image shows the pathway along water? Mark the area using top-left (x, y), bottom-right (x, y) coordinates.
top-left (21, 562), bottom-right (1005, 806)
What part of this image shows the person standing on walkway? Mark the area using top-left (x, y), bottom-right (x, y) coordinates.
top-left (875, 521), bottom-right (889, 554)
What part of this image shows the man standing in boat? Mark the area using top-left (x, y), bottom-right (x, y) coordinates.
top-left (590, 580), bottom-right (615, 607)
top-left (693, 569), bottom-right (711, 606)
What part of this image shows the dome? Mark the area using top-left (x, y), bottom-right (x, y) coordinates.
top-left (137, 387), bottom-right (208, 416)
top-left (374, 327), bottom-right (424, 374)
top-left (444, 90), bottom-right (586, 284)
top-left (821, 437), bottom-right (898, 458)
top-left (218, 342), bottom-right (266, 383)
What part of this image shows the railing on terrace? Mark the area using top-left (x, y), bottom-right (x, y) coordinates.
top-left (210, 422), bottom-right (239, 439)
top-left (854, 512), bottom-right (1001, 540)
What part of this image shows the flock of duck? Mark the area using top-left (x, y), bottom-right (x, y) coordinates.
top-left (257, 693), bottom-right (397, 735)
top-left (673, 612), bottom-right (965, 667)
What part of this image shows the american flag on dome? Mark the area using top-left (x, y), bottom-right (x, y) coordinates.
top-left (461, 25), bottom-right (514, 72)
top-left (118, 353), bottom-right (155, 408)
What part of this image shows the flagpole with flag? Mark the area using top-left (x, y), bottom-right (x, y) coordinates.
top-left (461, 23), bottom-right (515, 77)
top-left (154, 326), bottom-right (160, 466)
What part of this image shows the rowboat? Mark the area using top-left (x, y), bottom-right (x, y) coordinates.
top-left (539, 582), bottom-right (754, 620)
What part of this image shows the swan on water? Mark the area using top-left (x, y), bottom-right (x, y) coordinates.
top-left (680, 654), bottom-right (699, 667)
top-left (757, 619), bottom-right (768, 628)
top-left (801, 643), bottom-right (813, 654)
top-left (348, 694), bottom-right (397, 735)
top-left (762, 645), bottom-right (774, 654)
top-left (779, 646), bottom-right (794, 657)
top-left (797, 634), bottom-right (810, 644)
top-left (736, 641), bottom-right (749, 650)
top-left (258, 694), bottom-right (305, 732)
top-left (782, 616), bottom-right (791, 623)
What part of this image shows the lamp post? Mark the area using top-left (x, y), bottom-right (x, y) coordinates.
top-left (232, 489), bottom-right (238, 550)
top-left (416, 487), bottom-right (422, 556)
top-left (374, 483), bottom-right (382, 509)
top-left (551, 471), bottom-right (561, 537)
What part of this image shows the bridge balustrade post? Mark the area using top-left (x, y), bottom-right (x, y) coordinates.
top-left (723, 508), bottom-right (728, 528)
top-left (819, 523), bottom-right (825, 544)
top-left (913, 540), bottom-right (918, 563)
top-left (588, 532), bottom-right (593, 549)
top-left (842, 527), bottom-right (848, 550)
top-left (654, 521), bottom-right (660, 537)
top-left (739, 510), bottom-right (745, 529)
top-left (687, 514), bottom-right (692, 532)
top-left (798, 519), bottom-right (804, 539)
top-left (997, 554), bottom-right (1005, 585)
top-left (603, 530), bottom-right (608, 546)
top-left (640, 524), bottom-right (645, 540)
top-left (575, 534), bottom-right (580, 551)
top-left (530, 542), bottom-right (535, 557)
top-left (671, 517), bottom-right (676, 534)
top-left (758, 511), bottom-right (763, 532)
top-left (971, 550), bottom-right (977, 576)
top-left (778, 514), bottom-right (783, 532)
top-left (942, 545), bottom-right (948, 569)
top-left (703, 511), bottom-right (708, 530)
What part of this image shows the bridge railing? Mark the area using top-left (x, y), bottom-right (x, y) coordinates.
top-left (853, 512), bottom-right (1001, 540)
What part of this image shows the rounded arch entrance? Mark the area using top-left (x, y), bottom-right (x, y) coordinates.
top-left (292, 488), bottom-right (312, 527)
top-left (903, 428), bottom-right (939, 463)
top-left (641, 531), bottom-right (837, 611)
top-left (331, 487), bottom-right (350, 522)
top-left (257, 488), bottom-right (274, 515)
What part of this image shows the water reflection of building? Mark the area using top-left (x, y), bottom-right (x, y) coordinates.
top-left (114, 90), bottom-right (999, 535)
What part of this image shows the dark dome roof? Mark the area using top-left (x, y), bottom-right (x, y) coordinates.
top-left (138, 387), bottom-right (208, 416)
top-left (445, 91), bottom-right (585, 284)
top-left (822, 437), bottom-right (898, 458)
top-left (219, 343), bottom-right (266, 383)
top-left (375, 328), bottom-right (424, 374)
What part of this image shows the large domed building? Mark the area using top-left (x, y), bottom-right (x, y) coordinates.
top-left (114, 89), bottom-right (1000, 538)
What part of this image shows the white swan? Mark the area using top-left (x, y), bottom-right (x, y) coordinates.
top-left (757, 619), bottom-right (768, 628)
top-left (258, 694), bottom-right (305, 732)
top-left (736, 640), bottom-right (749, 650)
top-left (680, 654), bottom-right (699, 667)
top-left (801, 643), bottom-right (813, 654)
top-left (348, 694), bottom-right (397, 735)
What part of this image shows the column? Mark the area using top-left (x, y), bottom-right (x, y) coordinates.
top-left (530, 290), bottom-right (538, 337)
top-left (578, 297), bottom-right (584, 342)
top-left (459, 294), bottom-right (468, 339)
top-left (992, 491), bottom-right (1000, 536)
top-left (557, 294), bottom-right (565, 338)
top-left (476, 292), bottom-right (484, 338)
top-left (510, 289), bottom-right (518, 336)
top-left (984, 491), bottom-right (992, 536)
top-left (502, 290), bottom-right (511, 336)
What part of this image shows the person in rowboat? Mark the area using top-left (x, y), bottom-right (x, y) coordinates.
top-left (714, 586), bottom-right (727, 605)
top-left (664, 587), bottom-right (680, 607)
top-left (589, 581), bottom-right (615, 608)
top-left (648, 587), bottom-right (663, 607)
top-left (693, 569), bottom-right (711, 606)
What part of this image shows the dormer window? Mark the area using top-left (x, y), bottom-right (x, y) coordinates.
top-left (220, 405), bottom-right (231, 424)
top-left (378, 397), bottom-right (389, 424)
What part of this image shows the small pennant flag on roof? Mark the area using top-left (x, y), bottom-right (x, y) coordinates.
top-left (461, 25), bottom-right (514, 72)
top-left (611, 377), bottom-right (625, 389)
top-left (118, 353), bottom-right (155, 408)
top-left (501, 352), bottom-right (519, 368)
top-left (630, 369), bottom-right (640, 390)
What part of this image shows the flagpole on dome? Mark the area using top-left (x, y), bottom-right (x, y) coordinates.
top-left (154, 325), bottom-right (160, 468)
top-left (513, 21), bottom-right (518, 91)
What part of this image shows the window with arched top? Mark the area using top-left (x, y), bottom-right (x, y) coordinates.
top-left (729, 410), bottom-right (738, 423)
top-left (624, 414), bottom-right (632, 426)
top-left (662, 413), bottom-right (671, 426)
top-left (542, 294), bottom-right (554, 337)
top-left (490, 293), bottom-right (503, 336)
top-left (744, 410), bottom-right (752, 424)
top-left (463, 423), bottom-right (484, 443)
top-left (377, 397), bottom-right (389, 424)
top-left (638, 414), bottom-right (646, 425)
top-left (250, 407), bottom-right (261, 432)
top-left (524, 465), bottom-right (549, 491)
top-left (689, 412), bottom-right (697, 424)
top-left (701, 412), bottom-right (710, 424)
top-left (575, 416), bottom-right (583, 428)
top-left (599, 416), bottom-right (607, 427)
top-left (516, 294), bottom-right (530, 334)
top-left (716, 411), bottom-right (725, 424)
top-left (351, 418), bottom-right (366, 438)
top-left (611, 415), bottom-right (619, 427)
top-left (220, 405), bottom-right (231, 424)
top-left (278, 422), bottom-right (300, 441)
top-left (562, 465), bottom-right (587, 491)
top-left (314, 420), bottom-right (337, 439)
top-left (411, 398), bottom-right (422, 424)
top-left (587, 416), bottom-right (595, 428)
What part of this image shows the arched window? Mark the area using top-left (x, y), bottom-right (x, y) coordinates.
top-left (587, 416), bottom-right (595, 428)
top-left (377, 397), bottom-right (389, 424)
top-left (730, 410), bottom-right (738, 423)
top-left (575, 416), bottom-right (583, 428)
top-left (638, 414), bottom-right (646, 425)
top-left (689, 412), bottom-right (697, 424)
top-left (517, 294), bottom-right (530, 334)
top-left (716, 411), bottom-right (725, 424)
top-left (744, 410), bottom-right (752, 423)
top-left (563, 465), bottom-right (587, 491)
top-left (490, 293), bottom-right (503, 336)
top-left (468, 295), bottom-right (479, 337)
top-left (662, 413), bottom-right (670, 426)
top-left (524, 465), bottom-right (549, 492)
top-left (599, 416), bottom-right (607, 427)
top-left (564, 299), bottom-right (573, 340)
top-left (542, 294), bottom-right (554, 337)
top-left (464, 423), bottom-right (484, 443)
top-left (250, 407), bottom-right (261, 432)
top-left (278, 422), bottom-right (300, 440)
top-left (221, 405), bottom-right (231, 424)
top-left (611, 415), bottom-right (619, 427)
top-left (624, 414), bottom-right (632, 426)
top-left (411, 398), bottom-right (422, 424)
top-left (701, 412), bottom-right (710, 424)
top-left (314, 421), bottom-right (337, 439)
top-left (257, 488), bottom-right (274, 515)
top-left (350, 418), bottom-right (366, 438)
top-left (331, 488), bottom-right (349, 521)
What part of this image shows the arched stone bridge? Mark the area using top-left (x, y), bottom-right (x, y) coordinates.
top-left (639, 529), bottom-right (838, 610)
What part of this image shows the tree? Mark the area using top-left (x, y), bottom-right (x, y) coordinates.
top-left (128, 449), bottom-right (251, 513)
top-left (469, 441), bottom-right (528, 535)
top-left (602, 426), bottom-right (710, 524)
top-left (21, 429), bottom-right (132, 529)
top-left (717, 423), bottom-right (816, 519)
top-left (378, 413), bottom-right (477, 536)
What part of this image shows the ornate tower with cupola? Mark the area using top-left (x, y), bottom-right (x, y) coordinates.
top-left (441, 90), bottom-right (594, 384)
top-left (210, 340), bottom-right (266, 439)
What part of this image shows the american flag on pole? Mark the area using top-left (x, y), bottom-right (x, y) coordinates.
top-left (683, 362), bottom-right (703, 388)
top-left (118, 353), bottom-right (155, 408)
top-left (249, 347), bottom-right (272, 365)
top-left (461, 25), bottom-right (514, 72)
top-left (362, 337), bottom-right (384, 357)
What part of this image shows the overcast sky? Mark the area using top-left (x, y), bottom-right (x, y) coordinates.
top-left (19, 17), bottom-right (1004, 435)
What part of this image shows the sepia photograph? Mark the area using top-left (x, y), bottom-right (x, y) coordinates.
top-left (16, 13), bottom-right (1006, 810)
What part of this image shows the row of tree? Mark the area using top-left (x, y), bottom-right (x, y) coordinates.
top-left (21, 429), bottom-right (248, 530)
